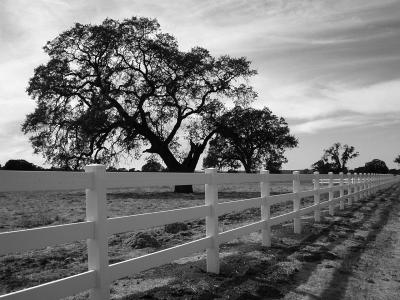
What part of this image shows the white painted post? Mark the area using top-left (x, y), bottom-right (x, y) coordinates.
top-left (367, 173), bottom-right (371, 196)
top-left (85, 164), bottom-right (109, 300)
top-left (205, 168), bottom-right (219, 274)
top-left (347, 173), bottom-right (352, 205)
top-left (339, 172), bottom-right (344, 210)
top-left (354, 173), bottom-right (359, 202)
top-left (328, 172), bottom-right (334, 216)
top-left (260, 170), bottom-right (271, 247)
top-left (363, 173), bottom-right (367, 198)
top-left (313, 171), bottom-right (320, 222)
top-left (360, 173), bottom-right (365, 198)
top-left (293, 171), bottom-right (301, 234)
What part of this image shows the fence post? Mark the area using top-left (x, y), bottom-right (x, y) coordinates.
top-left (260, 170), bottom-right (271, 247)
top-left (85, 164), bottom-right (109, 300)
top-left (354, 173), bottom-right (359, 201)
top-left (368, 173), bottom-right (372, 196)
top-left (361, 173), bottom-right (365, 198)
top-left (205, 168), bottom-right (219, 274)
top-left (293, 171), bottom-right (301, 234)
top-left (347, 173), bottom-right (352, 205)
top-left (313, 171), bottom-right (320, 222)
top-left (372, 174), bottom-right (375, 193)
top-left (339, 172), bottom-right (344, 210)
top-left (328, 172), bottom-right (334, 216)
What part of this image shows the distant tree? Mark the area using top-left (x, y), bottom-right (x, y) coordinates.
top-left (394, 155), bottom-right (400, 167)
top-left (22, 16), bottom-right (257, 192)
top-left (388, 169), bottom-right (400, 175)
top-left (302, 168), bottom-right (313, 174)
top-left (353, 166), bottom-right (366, 174)
top-left (142, 157), bottom-right (164, 172)
top-left (3, 159), bottom-right (41, 171)
top-left (106, 166), bottom-right (118, 172)
top-left (312, 142), bottom-right (359, 173)
top-left (364, 159), bottom-right (389, 174)
top-left (117, 168), bottom-right (128, 172)
top-left (203, 107), bottom-right (298, 173)
top-left (311, 160), bottom-right (335, 173)
top-left (128, 168), bottom-right (136, 172)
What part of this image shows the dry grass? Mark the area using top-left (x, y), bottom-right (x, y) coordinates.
top-left (0, 180), bottom-right (328, 298)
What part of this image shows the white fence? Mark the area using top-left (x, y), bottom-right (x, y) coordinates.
top-left (0, 166), bottom-right (399, 300)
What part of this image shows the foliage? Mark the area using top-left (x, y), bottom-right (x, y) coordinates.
top-left (203, 106), bottom-right (298, 173)
top-left (353, 166), bottom-right (366, 174)
top-left (312, 142), bottom-right (359, 173)
top-left (23, 16), bottom-right (257, 177)
top-left (394, 155), bottom-right (400, 166)
top-left (364, 159), bottom-right (389, 174)
top-left (302, 168), bottom-right (313, 174)
top-left (3, 159), bottom-right (42, 171)
top-left (203, 138), bottom-right (241, 171)
top-left (141, 156), bottom-right (164, 172)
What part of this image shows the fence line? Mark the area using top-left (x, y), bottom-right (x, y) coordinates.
top-left (0, 167), bottom-right (399, 300)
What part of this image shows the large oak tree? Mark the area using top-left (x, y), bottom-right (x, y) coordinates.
top-left (23, 17), bottom-right (257, 192)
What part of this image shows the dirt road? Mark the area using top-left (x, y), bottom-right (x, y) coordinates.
top-left (285, 183), bottom-right (400, 300)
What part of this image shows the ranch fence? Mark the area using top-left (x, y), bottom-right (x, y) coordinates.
top-left (0, 166), bottom-right (399, 300)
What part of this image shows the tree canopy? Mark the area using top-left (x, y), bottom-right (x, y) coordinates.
top-left (203, 106), bottom-right (298, 173)
top-left (394, 155), bottom-right (400, 166)
top-left (141, 156), bottom-right (164, 172)
top-left (312, 142), bottom-right (359, 173)
top-left (364, 159), bottom-right (389, 174)
top-left (23, 16), bottom-right (257, 182)
top-left (3, 159), bottom-right (42, 171)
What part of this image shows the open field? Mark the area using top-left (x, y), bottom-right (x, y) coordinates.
top-left (1, 181), bottom-right (399, 299)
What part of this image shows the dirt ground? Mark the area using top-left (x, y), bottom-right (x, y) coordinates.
top-left (1, 182), bottom-right (399, 299)
top-left (108, 183), bottom-right (400, 300)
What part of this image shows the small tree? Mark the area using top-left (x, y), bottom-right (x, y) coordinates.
top-left (394, 155), bottom-right (400, 167)
top-left (312, 142), bottom-right (359, 173)
top-left (3, 159), bottom-right (41, 171)
top-left (364, 159), bottom-right (389, 174)
top-left (353, 166), bottom-right (366, 174)
top-left (142, 157), bottom-right (164, 172)
top-left (203, 106), bottom-right (298, 173)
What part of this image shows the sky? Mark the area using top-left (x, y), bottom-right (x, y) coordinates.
top-left (1, 0), bottom-right (400, 170)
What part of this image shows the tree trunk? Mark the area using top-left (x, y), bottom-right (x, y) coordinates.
top-left (167, 166), bottom-right (196, 193)
top-left (174, 184), bottom-right (193, 193)
top-left (152, 141), bottom-right (200, 193)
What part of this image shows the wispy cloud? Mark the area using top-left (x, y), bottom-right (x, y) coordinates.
top-left (0, 0), bottom-right (399, 168)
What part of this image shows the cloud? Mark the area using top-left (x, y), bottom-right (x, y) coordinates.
top-left (291, 113), bottom-right (400, 134)
top-left (1, 0), bottom-right (400, 169)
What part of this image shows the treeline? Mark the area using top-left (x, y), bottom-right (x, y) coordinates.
top-left (0, 158), bottom-right (160, 172)
top-left (305, 143), bottom-right (400, 175)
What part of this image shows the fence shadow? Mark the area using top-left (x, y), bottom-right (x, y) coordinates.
top-left (118, 185), bottom-right (398, 300)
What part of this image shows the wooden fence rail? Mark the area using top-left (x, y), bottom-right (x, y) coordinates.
top-left (0, 167), bottom-right (399, 300)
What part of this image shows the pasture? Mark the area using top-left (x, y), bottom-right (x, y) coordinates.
top-left (0, 181), bottom-right (312, 298)
top-left (1, 175), bottom-right (398, 300)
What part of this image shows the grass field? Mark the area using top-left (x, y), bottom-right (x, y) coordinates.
top-left (0, 181), bottom-right (321, 298)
